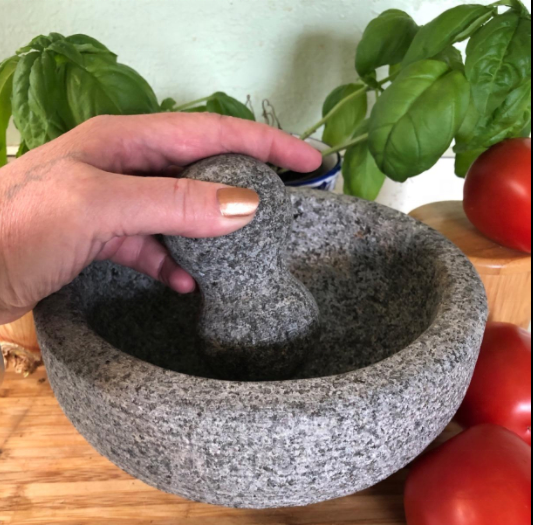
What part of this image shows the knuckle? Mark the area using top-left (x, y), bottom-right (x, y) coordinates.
top-left (66, 166), bottom-right (104, 212)
top-left (172, 177), bottom-right (188, 207)
top-left (172, 178), bottom-right (196, 225)
top-left (84, 114), bottom-right (115, 132)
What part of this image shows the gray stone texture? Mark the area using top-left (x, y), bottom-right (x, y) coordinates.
top-left (35, 182), bottom-right (488, 509)
top-left (163, 155), bottom-right (320, 381)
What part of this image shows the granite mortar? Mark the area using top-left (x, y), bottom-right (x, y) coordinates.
top-left (35, 187), bottom-right (488, 509)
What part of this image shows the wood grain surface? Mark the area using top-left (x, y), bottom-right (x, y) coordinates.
top-left (0, 314), bottom-right (42, 377)
top-left (410, 201), bottom-right (532, 329)
top-left (0, 369), bottom-right (462, 525)
top-left (0, 314), bottom-right (40, 354)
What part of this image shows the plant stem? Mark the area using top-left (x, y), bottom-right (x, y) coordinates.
top-left (173, 96), bottom-right (213, 112)
top-left (299, 75), bottom-right (393, 142)
top-left (299, 86), bottom-right (368, 141)
top-left (321, 133), bottom-right (369, 158)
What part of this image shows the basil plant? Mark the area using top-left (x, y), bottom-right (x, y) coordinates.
top-left (0, 33), bottom-right (253, 167)
top-left (301, 0), bottom-right (531, 200)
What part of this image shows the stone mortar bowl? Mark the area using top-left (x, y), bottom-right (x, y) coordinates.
top-left (34, 188), bottom-right (488, 509)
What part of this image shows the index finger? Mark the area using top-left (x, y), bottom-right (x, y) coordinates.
top-left (68, 113), bottom-right (323, 175)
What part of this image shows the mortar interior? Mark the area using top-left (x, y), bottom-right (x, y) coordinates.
top-left (78, 194), bottom-right (441, 382)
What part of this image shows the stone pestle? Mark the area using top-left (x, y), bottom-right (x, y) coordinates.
top-left (163, 154), bottom-right (321, 382)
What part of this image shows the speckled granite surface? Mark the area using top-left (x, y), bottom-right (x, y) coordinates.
top-left (163, 155), bottom-right (320, 381)
top-left (35, 188), bottom-right (488, 509)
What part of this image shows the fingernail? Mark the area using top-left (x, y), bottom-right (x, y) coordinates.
top-left (217, 188), bottom-right (260, 218)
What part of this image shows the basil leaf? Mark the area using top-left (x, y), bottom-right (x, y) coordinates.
top-left (352, 118), bottom-right (371, 137)
top-left (12, 52), bottom-right (50, 150)
top-left (454, 79), bottom-right (531, 176)
top-left (16, 141), bottom-right (29, 158)
top-left (0, 56), bottom-right (19, 167)
top-left (403, 5), bottom-right (496, 67)
top-left (48, 40), bottom-right (86, 67)
top-left (369, 60), bottom-right (470, 181)
top-left (454, 102), bottom-right (488, 177)
top-left (356, 10), bottom-right (418, 84)
top-left (455, 99), bottom-right (481, 146)
top-left (17, 33), bottom-right (65, 54)
top-left (343, 140), bottom-right (386, 201)
top-left (470, 79), bottom-right (532, 149)
top-left (160, 98), bottom-right (177, 112)
top-left (391, 47), bottom-right (464, 80)
top-left (455, 148), bottom-right (487, 178)
top-left (12, 50), bottom-right (73, 150)
top-left (433, 46), bottom-right (465, 72)
top-left (66, 34), bottom-right (117, 58)
top-left (466, 12), bottom-right (531, 118)
top-left (520, 118), bottom-right (532, 137)
top-left (206, 92), bottom-right (255, 121)
top-left (28, 51), bottom-right (70, 143)
top-left (322, 83), bottom-right (367, 147)
top-left (65, 55), bottom-right (160, 125)
top-left (389, 63), bottom-right (403, 81)
top-left (502, 0), bottom-right (532, 17)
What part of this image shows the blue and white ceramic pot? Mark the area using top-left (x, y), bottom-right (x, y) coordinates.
top-left (282, 137), bottom-right (342, 192)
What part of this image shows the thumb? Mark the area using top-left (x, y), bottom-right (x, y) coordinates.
top-left (90, 170), bottom-right (261, 241)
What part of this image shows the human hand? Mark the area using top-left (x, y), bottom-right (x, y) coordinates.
top-left (0, 113), bottom-right (321, 324)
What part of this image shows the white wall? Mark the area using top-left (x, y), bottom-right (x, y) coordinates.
top-left (1, 0), bottom-right (530, 212)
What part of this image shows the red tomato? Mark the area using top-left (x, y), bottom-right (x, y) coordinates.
top-left (464, 138), bottom-right (532, 253)
top-left (405, 425), bottom-right (532, 525)
top-left (456, 323), bottom-right (532, 445)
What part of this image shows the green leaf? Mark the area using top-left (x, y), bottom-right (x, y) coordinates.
top-left (17, 33), bottom-right (64, 54)
top-left (48, 40), bottom-right (86, 67)
top-left (12, 52), bottom-right (50, 150)
top-left (513, 0), bottom-right (531, 17)
top-left (453, 100), bottom-right (487, 179)
top-left (16, 141), bottom-right (29, 158)
top-left (66, 34), bottom-right (117, 58)
top-left (389, 63), bottom-right (403, 81)
top-left (9, 33), bottom-right (160, 152)
top-left (470, 79), bottom-right (532, 149)
top-left (356, 10), bottom-right (418, 84)
top-left (28, 51), bottom-right (71, 142)
top-left (454, 79), bottom-right (531, 175)
top-left (343, 140), bottom-right (386, 201)
top-left (352, 118), bottom-right (371, 137)
top-left (433, 47), bottom-right (465, 72)
top-left (455, 99), bottom-right (482, 146)
top-left (369, 60), bottom-right (471, 181)
top-left (65, 54), bottom-right (160, 125)
top-left (12, 50), bottom-right (72, 150)
top-left (206, 92), bottom-right (255, 121)
top-left (499, 0), bottom-right (532, 17)
top-left (403, 5), bottom-right (497, 67)
top-left (322, 84), bottom-right (367, 147)
top-left (519, 118), bottom-right (532, 137)
top-left (160, 97), bottom-right (177, 112)
top-left (466, 12), bottom-right (531, 119)
top-left (454, 148), bottom-right (487, 177)
top-left (390, 47), bottom-right (465, 79)
top-left (0, 56), bottom-right (19, 167)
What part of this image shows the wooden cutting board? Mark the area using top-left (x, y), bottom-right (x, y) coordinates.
top-left (0, 369), bottom-right (461, 525)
